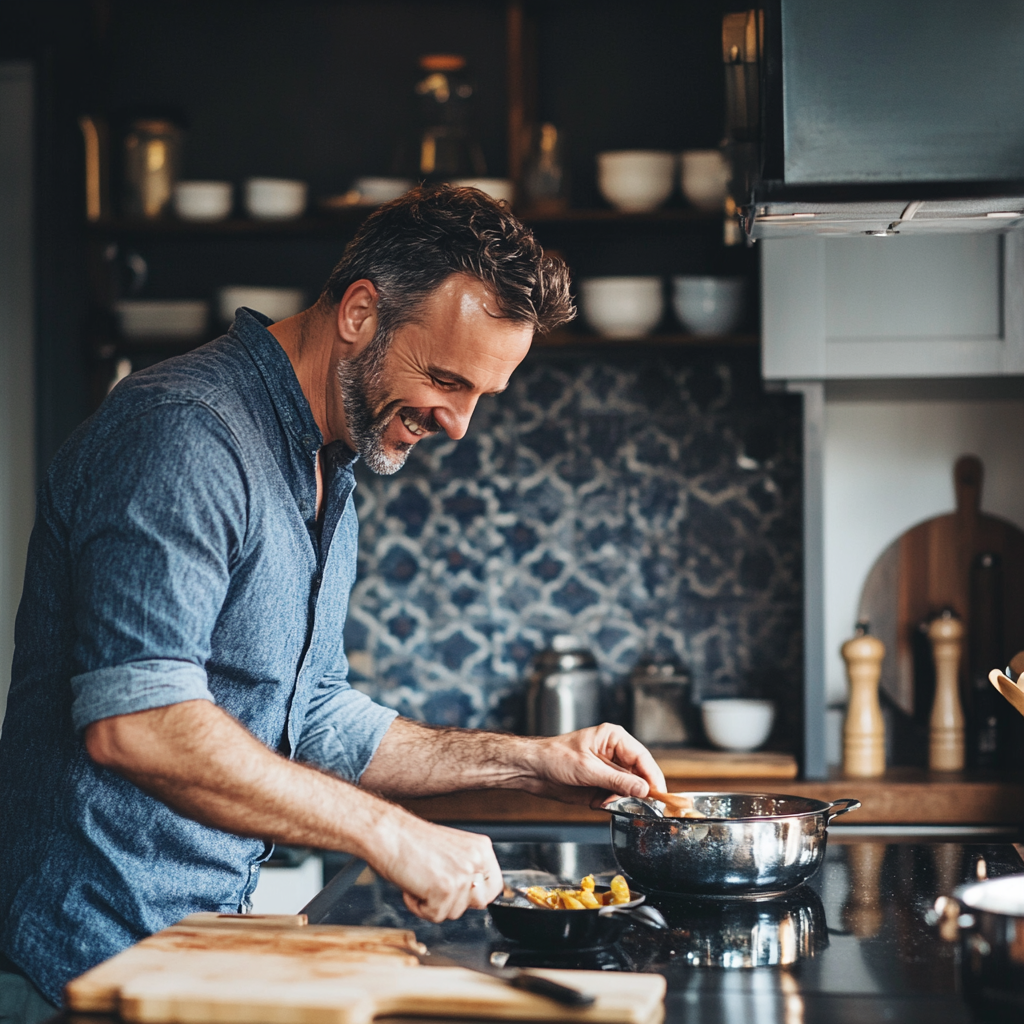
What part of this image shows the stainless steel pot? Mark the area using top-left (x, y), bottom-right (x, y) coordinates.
top-left (605, 792), bottom-right (860, 897)
top-left (933, 873), bottom-right (1024, 1019)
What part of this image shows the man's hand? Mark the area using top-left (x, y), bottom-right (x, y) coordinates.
top-left (370, 812), bottom-right (503, 922)
top-left (518, 723), bottom-right (668, 807)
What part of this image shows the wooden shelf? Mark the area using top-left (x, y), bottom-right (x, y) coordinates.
top-left (537, 330), bottom-right (759, 348)
top-left (85, 206), bottom-right (722, 239)
top-left (396, 767), bottom-right (1024, 826)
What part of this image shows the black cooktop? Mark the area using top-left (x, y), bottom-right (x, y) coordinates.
top-left (308, 834), bottom-right (1024, 1023)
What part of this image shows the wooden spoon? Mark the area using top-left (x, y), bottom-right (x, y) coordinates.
top-left (989, 668), bottom-right (1024, 718)
top-left (647, 789), bottom-right (707, 818)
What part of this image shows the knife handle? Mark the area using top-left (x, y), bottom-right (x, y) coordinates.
top-left (508, 971), bottom-right (596, 1007)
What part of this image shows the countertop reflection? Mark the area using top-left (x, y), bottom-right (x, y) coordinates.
top-left (306, 834), bottom-right (1024, 1023)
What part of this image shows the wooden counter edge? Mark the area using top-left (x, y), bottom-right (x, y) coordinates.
top-left (397, 775), bottom-right (1024, 826)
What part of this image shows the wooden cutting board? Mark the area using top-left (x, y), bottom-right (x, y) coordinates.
top-left (651, 748), bottom-right (798, 779)
top-left (66, 914), bottom-right (666, 1024)
top-left (858, 456), bottom-right (1024, 715)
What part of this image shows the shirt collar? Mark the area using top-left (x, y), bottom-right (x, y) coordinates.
top-left (230, 307), bottom-right (324, 458)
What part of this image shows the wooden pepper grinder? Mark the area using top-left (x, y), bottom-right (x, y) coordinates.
top-left (841, 623), bottom-right (886, 777)
top-left (929, 609), bottom-right (965, 771)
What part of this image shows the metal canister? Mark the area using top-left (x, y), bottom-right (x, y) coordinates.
top-left (526, 636), bottom-right (602, 736)
top-left (629, 654), bottom-right (695, 746)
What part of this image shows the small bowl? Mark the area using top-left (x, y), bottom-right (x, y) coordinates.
top-left (680, 149), bottom-right (730, 212)
top-left (701, 699), bottom-right (775, 752)
top-left (450, 178), bottom-right (515, 204)
top-left (216, 286), bottom-right (305, 324)
top-left (352, 177), bottom-right (414, 205)
top-left (173, 181), bottom-right (233, 222)
top-left (597, 151), bottom-right (676, 212)
top-left (671, 276), bottom-right (746, 336)
top-left (114, 299), bottom-right (209, 340)
top-left (243, 177), bottom-right (308, 220)
top-left (580, 276), bottom-right (663, 339)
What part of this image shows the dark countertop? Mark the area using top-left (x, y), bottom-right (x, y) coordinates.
top-left (303, 832), bottom-right (1024, 1024)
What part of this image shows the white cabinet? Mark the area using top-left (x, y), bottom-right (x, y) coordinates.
top-left (763, 232), bottom-right (1024, 379)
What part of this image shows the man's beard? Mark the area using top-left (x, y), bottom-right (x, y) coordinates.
top-left (334, 333), bottom-right (438, 475)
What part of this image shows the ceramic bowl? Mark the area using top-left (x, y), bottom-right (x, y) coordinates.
top-left (352, 177), bottom-right (415, 205)
top-left (596, 151), bottom-right (676, 212)
top-left (173, 181), bottom-right (233, 222)
top-left (450, 178), bottom-right (515, 204)
top-left (114, 299), bottom-right (209, 340)
top-left (243, 177), bottom-right (308, 220)
top-left (671, 276), bottom-right (746, 336)
top-left (216, 286), bottom-right (305, 324)
top-left (680, 149), bottom-right (730, 212)
top-left (580, 277), bottom-right (663, 339)
top-left (701, 699), bottom-right (776, 752)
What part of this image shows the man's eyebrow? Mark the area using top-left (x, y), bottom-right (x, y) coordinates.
top-left (428, 365), bottom-right (507, 395)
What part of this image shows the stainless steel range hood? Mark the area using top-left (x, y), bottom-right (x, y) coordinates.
top-left (726, 3), bottom-right (1024, 240)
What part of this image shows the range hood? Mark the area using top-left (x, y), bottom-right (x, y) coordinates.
top-left (725, 2), bottom-right (1024, 239)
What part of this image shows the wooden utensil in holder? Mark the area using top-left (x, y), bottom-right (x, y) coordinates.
top-left (841, 625), bottom-right (886, 777)
top-left (928, 610), bottom-right (965, 771)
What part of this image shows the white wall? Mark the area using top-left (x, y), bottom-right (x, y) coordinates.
top-left (823, 395), bottom-right (1024, 707)
top-left (0, 62), bottom-right (36, 731)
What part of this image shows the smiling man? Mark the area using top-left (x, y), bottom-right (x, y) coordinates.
top-left (0, 186), bottom-right (666, 1013)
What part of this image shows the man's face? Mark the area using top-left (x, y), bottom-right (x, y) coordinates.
top-left (335, 275), bottom-right (534, 474)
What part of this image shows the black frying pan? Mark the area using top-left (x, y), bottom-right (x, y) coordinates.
top-left (488, 884), bottom-right (666, 949)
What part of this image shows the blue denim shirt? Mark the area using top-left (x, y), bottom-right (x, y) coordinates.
top-left (0, 310), bottom-right (397, 1003)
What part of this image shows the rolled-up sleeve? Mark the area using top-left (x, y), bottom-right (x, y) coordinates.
top-left (295, 675), bottom-right (398, 783)
top-left (68, 399), bottom-right (248, 732)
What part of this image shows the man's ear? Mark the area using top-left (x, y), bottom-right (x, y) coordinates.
top-left (337, 279), bottom-right (379, 349)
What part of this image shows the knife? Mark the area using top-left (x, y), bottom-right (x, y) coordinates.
top-left (419, 948), bottom-right (596, 1007)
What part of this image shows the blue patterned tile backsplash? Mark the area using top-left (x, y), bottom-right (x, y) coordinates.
top-left (346, 346), bottom-right (803, 747)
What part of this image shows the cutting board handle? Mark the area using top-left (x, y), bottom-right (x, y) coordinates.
top-left (954, 455), bottom-right (983, 521)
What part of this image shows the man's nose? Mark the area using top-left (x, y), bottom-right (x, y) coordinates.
top-left (433, 396), bottom-right (479, 441)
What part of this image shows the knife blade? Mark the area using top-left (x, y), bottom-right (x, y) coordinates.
top-left (419, 949), bottom-right (596, 1007)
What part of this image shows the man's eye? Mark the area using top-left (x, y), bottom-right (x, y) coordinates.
top-left (431, 376), bottom-right (458, 389)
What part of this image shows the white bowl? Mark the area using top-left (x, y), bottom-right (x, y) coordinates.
top-left (352, 177), bottom-right (414, 204)
top-left (173, 181), bottom-right (233, 222)
top-left (597, 151), bottom-right (676, 212)
top-left (114, 299), bottom-right (209, 339)
top-left (217, 286), bottom-right (306, 324)
top-left (450, 178), bottom-right (515, 204)
top-left (243, 177), bottom-right (308, 220)
top-left (680, 149), bottom-right (730, 212)
top-left (580, 277), bottom-right (663, 339)
top-left (671, 276), bottom-right (746, 336)
top-left (701, 699), bottom-right (775, 752)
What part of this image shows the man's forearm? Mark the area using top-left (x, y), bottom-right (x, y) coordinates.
top-left (84, 700), bottom-right (409, 860)
top-left (358, 717), bottom-right (538, 797)
top-left (358, 717), bottom-right (665, 804)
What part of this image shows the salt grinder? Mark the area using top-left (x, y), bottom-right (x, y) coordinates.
top-left (928, 609), bottom-right (965, 771)
top-left (841, 623), bottom-right (885, 777)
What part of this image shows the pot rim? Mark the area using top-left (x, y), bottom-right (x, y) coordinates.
top-left (605, 791), bottom-right (859, 824)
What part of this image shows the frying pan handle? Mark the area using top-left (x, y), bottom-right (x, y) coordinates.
top-left (826, 798), bottom-right (861, 823)
top-left (598, 904), bottom-right (668, 930)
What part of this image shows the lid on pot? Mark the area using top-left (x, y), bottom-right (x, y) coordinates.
top-left (628, 653), bottom-right (691, 686)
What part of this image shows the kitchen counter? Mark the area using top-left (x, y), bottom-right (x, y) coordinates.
top-left (302, 834), bottom-right (1024, 1023)
top-left (397, 768), bottom-right (1024, 826)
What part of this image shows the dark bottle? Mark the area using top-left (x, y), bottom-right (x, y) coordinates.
top-left (412, 54), bottom-right (486, 180)
top-left (968, 552), bottom-right (1003, 768)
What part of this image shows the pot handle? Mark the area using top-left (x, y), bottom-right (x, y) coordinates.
top-left (826, 798), bottom-right (861, 823)
top-left (598, 904), bottom-right (668, 930)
